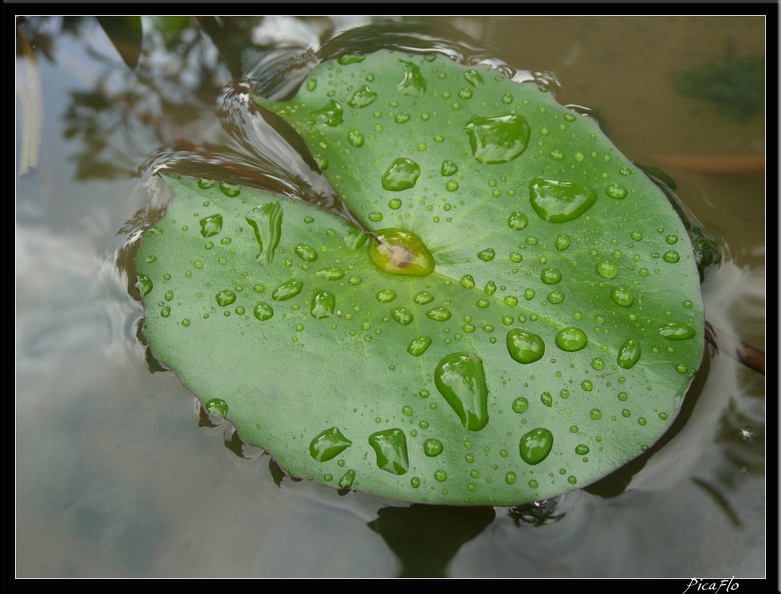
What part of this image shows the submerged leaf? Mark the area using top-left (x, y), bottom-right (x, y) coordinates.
top-left (138, 51), bottom-right (704, 505)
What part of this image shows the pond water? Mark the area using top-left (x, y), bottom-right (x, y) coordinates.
top-left (16, 16), bottom-right (767, 578)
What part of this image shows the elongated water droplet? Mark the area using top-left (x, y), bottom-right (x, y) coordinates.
top-left (413, 291), bottom-right (435, 305)
top-left (368, 428), bottom-right (409, 475)
top-left (381, 158), bottom-right (421, 191)
top-left (294, 243), bottom-right (318, 262)
top-left (338, 469), bottom-right (356, 489)
top-left (506, 329), bottom-right (545, 364)
top-left (137, 274), bottom-right (153, 296)
top-left (617, 337), bottom-right (641, 369)
top-left (245, 202), bottom-right (283, 264)
top-left (368, 228), bottom-right (435, 276)
top-left (316, 267), bottom-right (345, 280)
top-left (310, 427), bottom-right (352, 462)
top-left (465, 114), bottom-right (531, 163)
top-left (348, 85), bottom-right (377, 108)
top-left (477, 248), bottom-right (495, 262)
top-left (434, 352), bottom-right (490, 431)
top-left (529, 178), bottom-right (597, 222)
top-left (376, 289), bottom-right (397, 303)
top-left (556, 327), bottom-right (588, 351)
top-left (272, 279), bottom-right (303, 301)
top-left (391, 307), bottom-right (414, 325)
top-left (426, 307), bottom-right (451, 321)
top-left (407, 336), bottom-right (432, 356)
top-left (658, 321), bottom-right (696, 340)
top-left (519, 428), bottom-right (554, 465)
top-left (310, 289), bottom-right (335, 319)
top-left (199, 214), bottom-right (223, 238)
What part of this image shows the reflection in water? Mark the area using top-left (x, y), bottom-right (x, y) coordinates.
top-left (368, 504), bottom-right (495, 577)
top-left (508, 497), bottom-right (565, 527)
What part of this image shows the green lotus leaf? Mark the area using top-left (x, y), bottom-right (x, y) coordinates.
top-left (138, 50), bottom-right (704, 505)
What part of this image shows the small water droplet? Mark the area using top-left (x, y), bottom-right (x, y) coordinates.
top-left (434, 352), bottom-right (490, 431)
top-left (548, 291), bottom-right (565, 304)
top-left (465, 114), bottom-right (531, 163)
top-left (663, 250), bottom-right (680, 263)
top-left (540, 391), bottom-right (553, 407)
top-left (407, 336), bottom-right (433, 356)
top-left (434, 469), bottom-right (448, 482)
top-left (413, 291), bottom-right (435, 305)
top-left (555, 327), bottom-right (588, 351)
top-left (506, 329), bottom-right (545, 364)
top-left (519, 428), bottom-right (554, 465)
top-left (512, 397), bottom-right (529, 413)
top-left (310, 427), bottom-right (353, 462)
top-left (590, 408), bottom-right (602, 420)
top-left (477, 248), bottom-right (495, 262)
top-left (575, 444), bottom-right (589, 455)
top-left (205, 398), bottom-right (228, 417)
top-left (507, 211), bottom-right (529, 230)
top-left (605, 183), bottom-right (628, 199)
top-left (555, 234), bottom-right (571, 251)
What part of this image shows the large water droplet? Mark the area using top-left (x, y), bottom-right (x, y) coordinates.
top-left (253, 302), bottom-right (274, 321)
top-left (512, 397), bottom-right (529, 413)
top-left (381, 158), bottom-right (421, 191)
top-left (477, 248), bottom-right (495, 262)
top-left (338, 469), bottom-right (356, 489)
top-left (397, 60), bottom-right (427, 96)
top-left (460, 275), bottom-right (476, 289)
top-left (272, 279), bottom-right (304, 301)
top-left (310, 100), bottom-right (344, 127)
top-left (215, 290), bottom-right (236, 307)
top-left (529, 178), bottom-right (597, 223)
top-left (441, 160), bottom-right (459, 176)
top-left (597, 261), bottom-right (619, 279)
top-left (423, 438), bottom-right (444, 457)
top-left (408, 336), bottom-right (433, 356)
top-left (617, 337), bottom-right (641, 369)
top-left (310, 289), bottom-right (335, 319)
top-left (465, 114), bottom-right (531, 164)
top-left (506, 329), bottom-right (545, 364)
top-left (368, 229), bottom-right (435, 276)
top-left (391, 307), bottom-right (414, 325)
top-left (348, 85), bottom-right (377, 108)
top-left (555, 327), bottom-right (588, 351)
top-left (413, 291), bottom-right (435, 305)
top-left (137, 274), bottom-right (153, 296)
top-left (426, 307), bottom-right (452, 321)
top-left (376, 289), bottom-right (397, 303)
top-left (245, 202), bottom-right (283, 264)
top-left (368, 429), bottom-right (409, 475)
top-left (434, 352), bottom-right (490, 431)
top-left (204, 398), bottom-right (228, 417)
top-left (294, 243), bottom-right (318, 262)
top-left (610, 286), bottom-right (634, 307)
top-left (310, 427), bottom-right (352, 462)
top-left (199, 214), bottom-right (223, 238)
top-left (658, 321), bottom-right (696, 340)
top-left (541, 268), bottom-right (562, 285)
top-left (519, 428), bottom-right (554, 465)
top-left (507, 211), bottom-right (529, 230)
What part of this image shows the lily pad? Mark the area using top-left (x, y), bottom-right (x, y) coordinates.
top-left (137, 51), bottom-right (704, 505)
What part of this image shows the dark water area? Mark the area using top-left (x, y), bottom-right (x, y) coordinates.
top-left (16, 16), bottom-right (767, 578)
